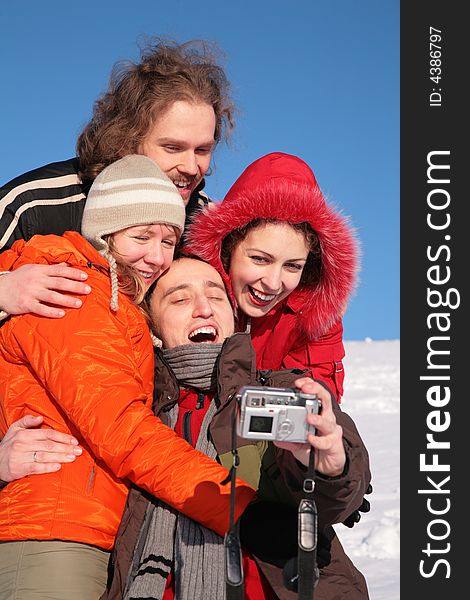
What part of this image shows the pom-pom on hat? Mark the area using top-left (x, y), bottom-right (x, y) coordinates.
top-left (81, 154), bottom-right (185, 311)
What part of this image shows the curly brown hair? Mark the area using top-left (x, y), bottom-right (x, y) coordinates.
top-left (220, 219), bottom-right (322, 289)
top-left (76, 38), bottom-right (235, 185)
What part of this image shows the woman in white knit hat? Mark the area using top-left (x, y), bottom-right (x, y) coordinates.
top-left (0, 155), bottom-right (255, 600)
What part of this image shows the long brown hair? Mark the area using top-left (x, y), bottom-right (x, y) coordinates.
top-left (77, 38), bottom-right (235, 185)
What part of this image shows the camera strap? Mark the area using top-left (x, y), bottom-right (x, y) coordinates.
top-left (223, 389), bottom-right (319, 600)
top-left (222, 406), bottom-right (244, 600)
top-left (297, 448), bottom-right (320, 600)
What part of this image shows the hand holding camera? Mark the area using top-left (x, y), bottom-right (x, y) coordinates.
top-left (238, 378), bottom-right (346, 477)
top-left (237, 385), bottom-right (321, 443)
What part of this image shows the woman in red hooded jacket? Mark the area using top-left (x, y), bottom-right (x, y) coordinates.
top-left (187, 152), bottom-right (358, 403)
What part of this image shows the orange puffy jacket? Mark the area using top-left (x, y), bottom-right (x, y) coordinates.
top-left (0, 231), bottom-right (255, 549)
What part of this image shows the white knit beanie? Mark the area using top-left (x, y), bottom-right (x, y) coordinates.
top-left (81, 154), bottom-right (185, 311)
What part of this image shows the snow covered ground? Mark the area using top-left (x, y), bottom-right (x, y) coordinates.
top-left (334, 339), bottom-right (400, 600)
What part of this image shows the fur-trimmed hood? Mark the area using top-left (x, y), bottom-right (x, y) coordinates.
top-left (187, 152), bottom-right (359, 339)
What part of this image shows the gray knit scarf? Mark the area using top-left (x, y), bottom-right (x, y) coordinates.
top-left (124, 343), bottom-right (226, 600)
top-left (162, 343), bottom-right (223, 391)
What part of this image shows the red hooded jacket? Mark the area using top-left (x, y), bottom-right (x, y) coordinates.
top-left (188, 152), bottom-right (359, 401)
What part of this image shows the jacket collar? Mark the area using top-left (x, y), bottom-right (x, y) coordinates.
top-left (216, 333), bottom-right (257, 406)
top-left (62, 231), bottom-right (107, 265)
top-left (153, 332), bottom-right (257, 415)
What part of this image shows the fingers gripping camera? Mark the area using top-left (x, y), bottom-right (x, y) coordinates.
top-left (236, 386), bottom-right (321, 443)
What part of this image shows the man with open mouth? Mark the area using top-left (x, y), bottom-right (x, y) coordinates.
top-left (102, 255), bottom-right (371, 600)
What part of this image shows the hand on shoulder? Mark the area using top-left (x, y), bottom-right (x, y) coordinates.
top-left (0, 263), bottom-right (91, 319)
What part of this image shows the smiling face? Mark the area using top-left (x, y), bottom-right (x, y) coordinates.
top-left (138, 100), bottom-right (216, 206)
top-left (150, 257), bottom-right (235, 349)
top-left (228, 222), bottom-right (310, 317)
top-left (111, 224), bottom-right (179, 289)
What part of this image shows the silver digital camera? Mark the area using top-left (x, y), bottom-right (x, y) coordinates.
top-left (236, 386), bottom-right (321, 443)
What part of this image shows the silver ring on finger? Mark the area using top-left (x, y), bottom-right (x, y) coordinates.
top-left (33, 451), bottom-right (38, 462)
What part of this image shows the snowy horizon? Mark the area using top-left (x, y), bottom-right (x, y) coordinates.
top-left (334, 339), bottom-right (400, 600)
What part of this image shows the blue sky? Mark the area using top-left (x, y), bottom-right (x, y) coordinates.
top-left (0, 0), bottom-right (399, 340)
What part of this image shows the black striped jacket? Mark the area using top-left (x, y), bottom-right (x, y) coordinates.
top-left (0, 158), bottom-right (210, 251)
